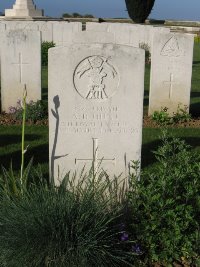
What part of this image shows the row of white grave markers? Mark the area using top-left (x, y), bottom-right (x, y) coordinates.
top-left (0, 21), bottom-right (82, 44)
top-left (85, 22), bottom-right (194, 115)
top-left (48, 39), bottom-right (145, 185)
top-left (0, 22), bottom-right (194, 115)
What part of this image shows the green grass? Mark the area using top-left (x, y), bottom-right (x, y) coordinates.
top-left (0, 125), bottom-right (48, 176)
top-left (0, 126), bottom-right (199, 177)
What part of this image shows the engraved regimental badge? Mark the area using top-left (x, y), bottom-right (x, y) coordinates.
top-left (73, 56), bottom-right (119, 100)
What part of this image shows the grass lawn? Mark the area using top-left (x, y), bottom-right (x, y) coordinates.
top-left (0, 125), bottom-right (199, 176)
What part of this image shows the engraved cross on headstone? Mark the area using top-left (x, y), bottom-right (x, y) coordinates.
top-left (75, 138), bottom-right (116, 172)
top-left (163, 73), bottom-right (179, 99)
top-left (12, 52), bottom-right (29, 84)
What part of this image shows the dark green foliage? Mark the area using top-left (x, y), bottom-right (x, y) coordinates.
top-left (0, 171), bottom-right (135, 267)
top-left (62, 12), bottom-right (94, 18)
top-left (125, 0), bottom-right (155, 23)
top-left (152, 105), bottom-right (191, 126)
top-left (11, 100), bottom-right (48, 122)
top-left (129, 132), bottom-right (200, 266)
top-left (41, 41), bottom-right (55, 66)
top-left (72, 12), bottom-right (82, 18)
top-left (62, 13), bottom-right (72, 18)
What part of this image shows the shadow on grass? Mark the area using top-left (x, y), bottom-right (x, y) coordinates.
top-left (143, 90), bottom-right (150, 107)
top-left (42, 87), bottom-right (48, 101)
top-left (0, 134), bottom-right (42, 147)
top-left (141, 140), bottom-right (161, 168)
top-left (0, 144), bottom-right (48, 171)
top-left (190, 103), bottom-right (200, 117)
top-left (193, 61), bottom-right (200, 65)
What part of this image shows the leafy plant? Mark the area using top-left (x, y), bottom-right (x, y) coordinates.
top-left (152, 107), bottom-right (171, 126)
top-left (0, 86), bottom-right (35, 198)
top-left (9, 99), bottom-right (48, 122)
top-left (41, 41), bottom-right (55, 66)
top-left (0, 171), bottom-right (136, 267)
top-left (129, 131), bottom-right (200, 266)
top-left (152, 105), bottom-right (191, 126)
top-left (125, 0), bottom-right (155, 23)
top-left (172, 104), bottom-right (191, 123)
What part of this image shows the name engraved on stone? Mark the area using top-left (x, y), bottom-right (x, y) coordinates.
top-left (12, 52), bottom-right (30, 83)
top-left (163, 73), bottom-right (180, 99)
top-left (75, 138), bottom-right (116, 171)
top-left (160, 36), bottom-right (183, 57)
top-left (73, 56), bottom-right (119, 100)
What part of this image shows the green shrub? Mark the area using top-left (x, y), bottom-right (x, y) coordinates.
top-left (41, 41), bottom-right (55, 66)
top-left (129, 131), bottom-right (200, 266)
top-left (152, 107), bottom-right (171, 126)
top-left (0, 171), bottom-right (136, 267)
top-left (152, 105), bottom-right (191, 126)
top-left (9, 100), bottom-right (48, 122)
top-left (172, 104), bottom-right (191, 124)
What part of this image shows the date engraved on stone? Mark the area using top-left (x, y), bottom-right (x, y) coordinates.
top-left (73, 56), bottom-right (119, 100)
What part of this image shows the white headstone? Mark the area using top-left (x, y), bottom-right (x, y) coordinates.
top-left (0, 23), bottom-right (6, 81)
top-left (5, 0), bottom-right (43, 18)
top-left (49, 43), bottom-right (145, 185)
top-left (86, 23), bottom-right (170, 51)
top-left (53, 22), bottom-right (82, 46)
top-left (1, 30), bottom-right (41, 112)
top-left (24, 22), bottom-right (39, 31)
top-left (149, 33), bottom-right (194, 115)
top-left (36, 21), bottom-right (53, 42)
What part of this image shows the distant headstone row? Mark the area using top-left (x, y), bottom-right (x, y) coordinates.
top-left (0, 21), bottom-right (195, 184)
top-left (0, 21), bottom-right (194, 114)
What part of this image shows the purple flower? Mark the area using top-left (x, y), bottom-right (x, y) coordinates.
top-left (131, 244), bottom-right (142, 254)
top-left (120, 232), bottom-right (129, 242)
top-left (9, 106), bottom-right (17, 114)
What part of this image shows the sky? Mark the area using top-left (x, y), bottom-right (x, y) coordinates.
top-left (0, 0), bottom-right (200, 21)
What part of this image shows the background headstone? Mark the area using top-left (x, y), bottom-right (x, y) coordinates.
top-left (149, 32), bottom-right (194, 115)
top-left (1, 30), bottom-right (41, 112)
top-left (36, 21), bottom-right (53, 42)
top-left (53, 22), bottom-right (82, 46)
top-left (86, 23), bottom-right (170, 51)
top-left (49, 43), bottom-right (145, 185)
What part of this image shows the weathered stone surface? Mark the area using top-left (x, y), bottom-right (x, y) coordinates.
top-left (1, 30), bottom-right (41, 112)
top-left (86, 23), bottom-right (170, 51)
top-left (49, 43), bottom-right (145, 185)
top-left (5, 0), bottom-right (43, 18)
top-left (149, 33), bottom-right (194, 115)
top-left (72, 31), bottom-right (115, 44)
top-left (35, 21), bottom-right (53, 42)
top-left (53, 22), bottom-right (82, 46)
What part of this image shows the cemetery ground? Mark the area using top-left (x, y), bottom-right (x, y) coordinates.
top-left (0, 42), bottom-right (199, 266)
